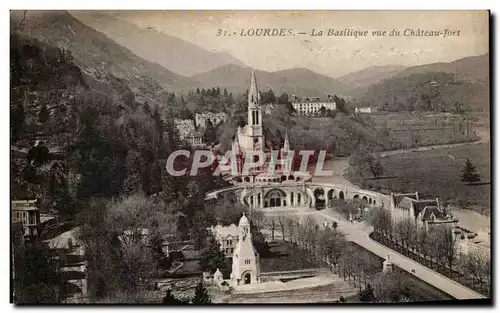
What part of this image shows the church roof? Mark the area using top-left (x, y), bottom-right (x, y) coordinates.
top-left (248, 69), bottom-right (260, 104)
top-left (413, 200), bottom-right (438, 217)
top-left (214, 268), bottom-right (223, 278)
top-left (239, 212), bottom-right (250, 227)
top-left (397, 197), bottom-right (414, 211)
top-left (418, 206), bottom-right (446, 221)
top-left (210, 224), bottom-right (238, 239)
top-left (393, 192), bottom-right (419, 206)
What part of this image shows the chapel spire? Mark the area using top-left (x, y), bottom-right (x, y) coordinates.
top-left (248, 69), bottom-right (260, 106)
top-left (283, 129), bottom-right (290, 152)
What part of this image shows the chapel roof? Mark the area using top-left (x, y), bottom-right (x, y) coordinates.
top-left (413, 200), bottom-right (438, 217)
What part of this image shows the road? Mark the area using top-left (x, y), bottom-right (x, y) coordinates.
top-left (311, 209), bottom-right (485, 300)
top-left (302, 134), bottom-right (489, 300)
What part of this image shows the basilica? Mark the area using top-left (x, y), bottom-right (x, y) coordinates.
top-left (222, 70), bottom-right (316, 211)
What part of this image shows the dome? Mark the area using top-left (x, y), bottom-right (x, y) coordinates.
top-left (214, 268), bottom-right (223, 278)
top-left (238, 212), bottom-right (250, 227)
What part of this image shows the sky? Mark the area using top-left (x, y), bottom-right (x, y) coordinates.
top-left (91, 11), bottom-right (488, 77)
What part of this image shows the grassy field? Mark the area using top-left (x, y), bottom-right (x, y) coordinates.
top-left (355, 143), bottom-right (491, 215)
top-left (259, 241), bottom-right (317, 273)
top-left (368, 112), bottom-right (477, 148)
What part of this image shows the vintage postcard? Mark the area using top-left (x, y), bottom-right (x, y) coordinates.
top-left (10, 10), bottom-right (490, 304)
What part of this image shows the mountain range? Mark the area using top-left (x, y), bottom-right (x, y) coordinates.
top-left (10, 10), bottom-right (489, 112)
top-left (69, 11), bottom-right (247, 77)
top-left (10, 10), bottom-right (197, 105)
top-left (190, 64), bottom-right (349, 97)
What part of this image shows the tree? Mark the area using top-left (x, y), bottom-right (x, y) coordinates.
top-left (203, 120), bottom-right (217, 144)
top-left (460, 158), bottom-right (480, 184)
top-left (432, 226), bottom-right (458, 275)
top-left (349, 147), bottom-right (383, 179)
top-left (192, 282), bottom-right (211, 304)
top-left (162, 289), bottom-right (186, 304)
top-left (371, 271), bottom-right (407, 303)
top-left (359, 283), bottom-right (375, 302)
top-left (252, 231), bottom-right (271, 257)
top-left (367, 206), bottom-right (392, 239)
top-left (265, 216), bottom-right (278, 241)
top-left (13, 242), bottom-right (63, 304)
top-left (369, 156), bottom-right (384, 179)
top-left (199, 238), bottom-right (225, 273)
top-left (460, 250), bottom-right (490, 293)
top-left (250, 210), bottom-right (266, 233)
top-left (277, 215), bottom-right (287, 241)
top-left (285, 217), bottom-right (297, 243)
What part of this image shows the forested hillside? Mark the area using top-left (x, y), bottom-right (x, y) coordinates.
top-left (360, 71), bottom-right (487, 113)
top-left (10, 32), bottom-right (190, 218)
top-left (358, 54), bottom-right (489, 113)
top-left (11, 11), bottom-right (197, 105)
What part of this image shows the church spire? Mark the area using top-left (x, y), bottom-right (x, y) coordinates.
top-left (283, 129), bottom-right (290, 152)
top-left (248, 69), bottom-right (260, 105)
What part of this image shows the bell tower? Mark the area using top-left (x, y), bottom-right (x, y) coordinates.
top-left (247, 69), bottom-right (264, 151)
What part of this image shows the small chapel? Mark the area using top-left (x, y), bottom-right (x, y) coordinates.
top-left (230, 212), bottom-right (261, 286)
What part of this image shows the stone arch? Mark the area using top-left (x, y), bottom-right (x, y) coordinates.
top-left (288, 175), bottom-right (294, 180)
top-left (242, 271), bottom-right (252, 285)
top-left (353, 194), bottom-right (360, 200)
top-left (369, 198), bottom-right (372, 204)
top-left (327, 189), bottom-right (335, 207)
top-left (339, 191), bottom-right (345, 200)
top-left (244, 177), bottom-right (250, 183)
top-left (264, 189), bottom-right (287, 208)
top-left (236, 177), bottom-right (242, 183)
top-left (281, 175), bottom-right (287, 182)
top-left (314, 187), bottom-right (325, 210)
top-left (362, 196), bottom-right (368, 203)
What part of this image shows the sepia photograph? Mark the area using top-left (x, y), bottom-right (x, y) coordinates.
top-left (9, 9), bottom-right (491, 304)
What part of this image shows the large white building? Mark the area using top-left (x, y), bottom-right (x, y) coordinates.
top-left (195, 112), bottom-right (227, 129)
top-left (209, 223), bottom-right (239, 257)
top-left (173, 118), bottom-right (204, 147)
top-left (390, 192), bottom-right (458, 230)
top-left (291, 95), bottom-right (336, 116)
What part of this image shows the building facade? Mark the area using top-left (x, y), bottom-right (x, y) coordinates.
top-left (209, 223), bottom-right (239, 257)
top-left (390, 192), bottom-right (458, 230)
top-left (195, 112), bottom-right (227, 129)
top-left (291, 95), bottom-right (336, 116)
top-left (210, 71), bottom-right (385, 213)
top-left (236, 70), bottom-right (265, 153)
top-left (11, 200), bottom-right (41, 240)
top-left (230, 213), bottom-right (261, 286)
top-left (355, 107), bottom-right (375, 114)
top-left (173, 118), bottom-right (204, 147)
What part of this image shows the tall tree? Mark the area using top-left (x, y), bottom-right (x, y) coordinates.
top-left (203, 120), bottom-right (217, 144)
top-left (191, 282), bottom-right (211, 304)
top-left (13, 243), bottom-right (64, 304)
top-left (460, 158), bottom-right (480, 184)
top-left (198, 238), bottom-right (225, 273)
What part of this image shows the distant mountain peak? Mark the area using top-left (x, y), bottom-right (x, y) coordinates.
top-left (69, 11), bottom-right (248, 77)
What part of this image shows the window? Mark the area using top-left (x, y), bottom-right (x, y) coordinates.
top-left (252, 110), bottom-right (259, 125)
top-left (245, 259), bottom-right (251, 265)
top-left (29, 214), bottom-right (36, 225)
